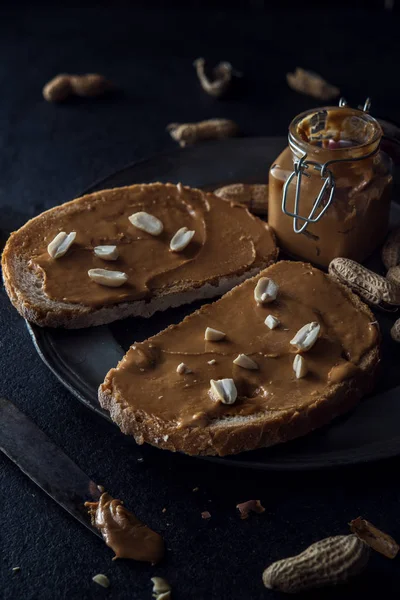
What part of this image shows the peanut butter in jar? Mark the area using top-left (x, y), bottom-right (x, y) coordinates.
top-left (268, 105), bottom-right (393, 267)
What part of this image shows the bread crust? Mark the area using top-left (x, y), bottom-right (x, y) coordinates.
top-left (98, 263), bottom-right (380, 456)
top-left (2, 183), bottom-right (278, 328)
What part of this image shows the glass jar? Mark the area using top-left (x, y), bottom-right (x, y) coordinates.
top-left (268, 105), bottom-right (393, 267)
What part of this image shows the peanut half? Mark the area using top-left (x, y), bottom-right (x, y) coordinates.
top-left (209, 378), bottom-right (237, 404)
top-left (94, 245), bottom-right (119, 261)
top-left (170, 227), bottom-right (195, 252)
top-left (151, 577), bottom-right (171, 595)
top-left (329, 257), bottom-right (400, 307)
top-left (88, 269), bottom-right (127, 287)
top-left (92, 574), bottom-right (110, 588)
top-left (290, 322), bottom-right (320, 352)
top-left (233, 354), bottom-right (258, 370)
top-left (129, 212), bottom-right (164, 236)
top-left (47, 231), bottom-right (76, 259)
top-left (254, 277), bottom-right (278, 304)
top-left (293, 354), bottom-right (308, 379)
top-left (205, 327), bottom-right (226, 341)
top-left (262, 534), bottom-right (370, 593)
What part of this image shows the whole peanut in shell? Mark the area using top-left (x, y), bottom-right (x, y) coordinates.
top-left (262, 534), bottom-right (369, 593)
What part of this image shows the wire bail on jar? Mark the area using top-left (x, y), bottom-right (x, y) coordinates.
top-left (282, 98), bottom-right (378, 234)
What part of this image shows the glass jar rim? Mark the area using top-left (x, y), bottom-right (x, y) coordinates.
top-left (288, 105), bottom-right (382, 155)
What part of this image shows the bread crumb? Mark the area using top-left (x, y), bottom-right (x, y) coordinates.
top-left (201, 511), bottom-right (211, 519)
top-left (137, 457), bottom-right (144, 463)
top-left (208, 359), bottom-right (216, 365)
top-left (158, 395), bottom-right (164, 400)
top-left (236, 499), bottom-right (265, 519)
top-left (162, 507), bottom-right (167, 513)
top-left (92, 574), bottom-right (110, 588)
top-left (12, 567), bottom-right (20, 572)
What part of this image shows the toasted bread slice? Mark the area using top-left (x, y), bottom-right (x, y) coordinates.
top-left (99, 261), bottom-right (380, 456)
top-left (2, 183), bottom-right (277, 328)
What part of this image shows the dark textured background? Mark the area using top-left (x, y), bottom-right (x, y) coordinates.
top-left (2, 2), bottom-right (400, 599)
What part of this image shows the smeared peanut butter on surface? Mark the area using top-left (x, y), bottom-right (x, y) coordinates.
top-left (102, 261), bottom-right (378, 428)
top-left (30, 183), bottom-right (276, 307)
top-left (85, 492), bottom-right (164, 564)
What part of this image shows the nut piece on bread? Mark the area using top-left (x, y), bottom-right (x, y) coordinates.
top-left (128, 211), bottom-right (164, 236)
top-left (99, 261), bottom-right (380, 456)
top-left (2, 183), bottom-right (277, 328)
top-left (88, 269), bottom-right (128, 287)
top-left (47, 231), bottom-right (76, 259)
top-left (210, 378), bottom-right (238, 404)
top-left (169, 227), bottom-right (195, 252)
top-left (254, 277), bottom-right (278, 304)
top-left (94, 245), bottom-right (119, 261)
top-left (204, 327), bottom-right (226, 341)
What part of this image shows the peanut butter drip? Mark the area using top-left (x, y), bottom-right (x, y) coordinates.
top-left (103, 262), bottom-right (378, 428)
top-left (30, 184), bottom-right (276, 307)
top-left (85, 492), bottom-right (164, 564)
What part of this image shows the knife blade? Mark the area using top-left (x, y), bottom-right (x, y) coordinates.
top-left (0, 397), bottom-right (102, 537)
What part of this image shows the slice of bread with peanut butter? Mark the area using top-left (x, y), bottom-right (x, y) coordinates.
top-left (2, 183), bottom-right (277, 328)
top-left (99, 261), bottom-right (380, 456)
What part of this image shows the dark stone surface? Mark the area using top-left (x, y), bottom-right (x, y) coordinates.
top-left (2, 3), bottom-right (400, 599)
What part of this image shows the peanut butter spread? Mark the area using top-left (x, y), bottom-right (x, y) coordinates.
top-left (85, 492), bottom-right (164, 564)
top-left (102, 261), bottom-right (378, 428)
top-left (29, 183), bottom-right (276, 308)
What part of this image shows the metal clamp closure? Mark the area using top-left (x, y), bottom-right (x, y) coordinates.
top-left (282, 145), bottom-right (379, 234)
top-left (282, 155), bottom-right (336, 234)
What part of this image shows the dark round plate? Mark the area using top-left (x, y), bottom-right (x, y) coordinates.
top-left (27, 136), bottom-right (400, 470)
